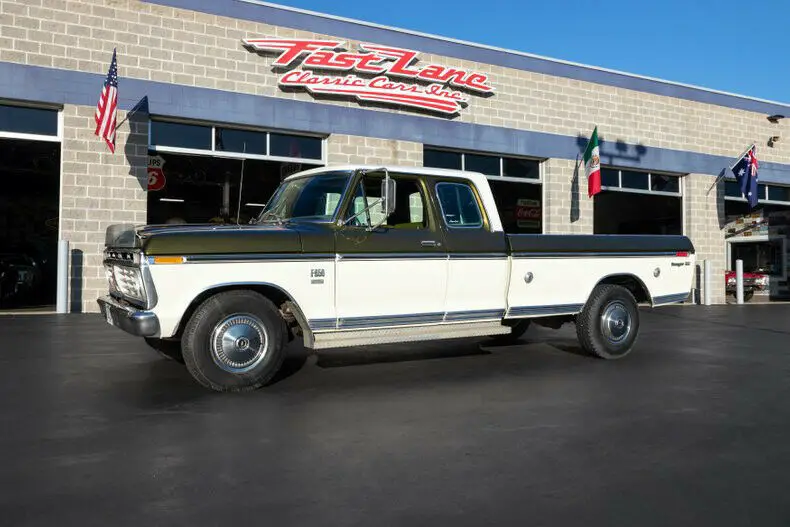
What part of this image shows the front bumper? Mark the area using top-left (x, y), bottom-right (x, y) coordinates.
top-left (97, 295), bottom-right (159, 337)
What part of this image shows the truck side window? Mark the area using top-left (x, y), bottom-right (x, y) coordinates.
top-left (436, 182), bottom-right (483, 228)
top-left (345, 175), bottom-right (427, 229)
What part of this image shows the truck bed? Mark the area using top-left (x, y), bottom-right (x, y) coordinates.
top-left (505, 234), bottom-right (695, 256)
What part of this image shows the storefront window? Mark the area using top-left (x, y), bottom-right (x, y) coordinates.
top-left (150, 121), bottom-right (212, 150)
top-left (503, 157), bottom-right (540, 180)
top-left (215, 127), bottom-right (267, 155)
top-left (0, 104), bottom-right (58, 137)
top-left (488, 180), bottom-right (541, 233)
top-left (464, 153), bottom-right (500, 176)
top-left (424, 147), bottom-right (541, 180)
top-left (620, 170), bottom-right (650, 190)
top-left (423, 149), bottom-right (462, 170)
top-left (270, 133), bottom-right (322, 160)
top-left (601, 168), bottom-right (619, 187)
top-left (651, 173), bottom-right (680, 193)
top-left (147, 119), bottom-right (326, 224)
top-left (150, 119), bottom-right (324, 161)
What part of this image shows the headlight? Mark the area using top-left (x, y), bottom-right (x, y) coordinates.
top-left (112, 265), bottom-right (145, 302)
top-left (727, 277), bottom-right (735, 285)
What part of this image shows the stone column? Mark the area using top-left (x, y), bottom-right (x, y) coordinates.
top-left (683, 173), bottom-right (727, 305)
top-left (543, 157), bottom-right (593, 234)
top-left (60, 104), bottom-right (149, 313)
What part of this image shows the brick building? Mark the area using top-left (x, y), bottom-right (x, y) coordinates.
top-left (1, 0), bottom-right (790, 313)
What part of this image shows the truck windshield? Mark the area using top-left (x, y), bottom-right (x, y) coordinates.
top-left (256, 171), bottom-right (351, 224)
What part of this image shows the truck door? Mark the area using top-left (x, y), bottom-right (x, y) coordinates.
top-left (333, 171), bottom-right (448, 329)
top-left (430, 179), bottom-right (509, 322)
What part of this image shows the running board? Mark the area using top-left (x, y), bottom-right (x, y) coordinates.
top-left (309, 321), bottom-right (512, 350)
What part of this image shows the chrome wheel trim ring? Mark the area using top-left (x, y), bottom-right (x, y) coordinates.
top-left (210, 314), bottom-right (269, 374)
top-left (600, 301), bottom-right (632, 344)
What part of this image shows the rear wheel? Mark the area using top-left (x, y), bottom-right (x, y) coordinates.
top-left (576, 284), bottom-right (639, 360)
top-left (181, 290), bottom-right (288, 392)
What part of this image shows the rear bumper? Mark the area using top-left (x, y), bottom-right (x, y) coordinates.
top-left (97, 295), bottom-right (159, 337)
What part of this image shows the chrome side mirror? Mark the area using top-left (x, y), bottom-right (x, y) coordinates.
top-left (381, 173), bottom-right (396, 217)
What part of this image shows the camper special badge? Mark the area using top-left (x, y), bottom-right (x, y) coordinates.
top-left (243, 39), bottom-right (495, 115)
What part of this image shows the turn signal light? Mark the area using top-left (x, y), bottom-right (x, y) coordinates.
top-left (676, 251), bottom-right (689, 257)
top-left (152, 256), bottom-right (185, 264)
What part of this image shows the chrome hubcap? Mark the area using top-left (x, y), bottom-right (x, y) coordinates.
top-left (210, 314), bottom-right (268, 373)
top-left (600, 301), bottom-right (632, 344)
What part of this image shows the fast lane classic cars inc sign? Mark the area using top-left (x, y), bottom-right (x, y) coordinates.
top-left (242, 39), bottom-right (495, 115)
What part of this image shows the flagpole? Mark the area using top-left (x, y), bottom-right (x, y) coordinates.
top-left (706, 142), bottom-right (756, 195)
top-left (728, 143), bottom-right (755, 171)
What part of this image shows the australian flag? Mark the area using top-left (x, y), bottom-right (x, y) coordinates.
top-left (732, 145), bottom-right (759, 208)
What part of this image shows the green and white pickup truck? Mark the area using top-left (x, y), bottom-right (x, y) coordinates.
top-left (98, 165), bottom-right (696, 392)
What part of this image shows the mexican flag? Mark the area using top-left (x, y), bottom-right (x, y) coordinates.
top-left (583, 126), bottom-right (601, 197)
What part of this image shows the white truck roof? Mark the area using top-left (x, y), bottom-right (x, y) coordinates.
top-left (286, 164), bottom-right (504, 232)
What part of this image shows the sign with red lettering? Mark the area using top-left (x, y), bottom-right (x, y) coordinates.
top-left (516, 199), bottom-right (541, 229)
top-left (242, 39), bottom-right (494, 115)
top-left (148, 155), bottom-right (166, 192)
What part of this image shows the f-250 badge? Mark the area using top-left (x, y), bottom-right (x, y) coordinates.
top-left (311, 268), bottom-right (325, 284)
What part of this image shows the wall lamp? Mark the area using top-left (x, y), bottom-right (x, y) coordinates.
top-left (767, 114), bottom-right (785, 123)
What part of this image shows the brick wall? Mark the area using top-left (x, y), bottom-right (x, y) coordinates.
top-left (327, 135), bottom-right (421, 166)
top-left (0, 0), bottom-right (789, 166)
top-left (61, 104), bottom-right (148, 312)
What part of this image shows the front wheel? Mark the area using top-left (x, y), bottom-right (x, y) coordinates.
top-left (575, 284), bottom-right (639, 360)
top-left (181, 290), bottom-right (288, 392)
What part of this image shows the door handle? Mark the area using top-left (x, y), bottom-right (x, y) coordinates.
top-left (421, 240), bottom-right (440, 247)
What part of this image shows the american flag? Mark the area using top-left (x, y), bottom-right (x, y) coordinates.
top-left (95, 48), bottom-right (118, 153)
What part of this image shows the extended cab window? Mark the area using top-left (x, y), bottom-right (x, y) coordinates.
top-left (436, 182), bottom-right (483, 227)
top-left (345, 174), bottom-right (427, 229)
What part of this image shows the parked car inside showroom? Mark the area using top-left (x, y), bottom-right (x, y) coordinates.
top-left (725, 269), bottom-right (768, 302)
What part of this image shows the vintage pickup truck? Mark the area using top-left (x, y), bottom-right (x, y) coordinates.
top-left (98, 165), bottom-right (695, 392)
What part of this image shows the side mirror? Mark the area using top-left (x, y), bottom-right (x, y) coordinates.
top-left (381, 175), bottom-right (396, 217)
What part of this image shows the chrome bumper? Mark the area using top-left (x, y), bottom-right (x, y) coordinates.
top-left (97, 295), bottom-right (159, 337)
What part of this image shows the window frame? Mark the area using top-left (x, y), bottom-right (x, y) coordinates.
top-left (600, 166), bottom-right (683, 197)
top-left (724, 179), bottom-right (790, 206)
top-left (424, 146), bottom-right (543, 185)
top-left (148, 117), bottom-right (327, 166)
top-left (435, 181), bottom-right (485, 229)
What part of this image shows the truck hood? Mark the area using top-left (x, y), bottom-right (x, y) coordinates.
top-left (105, 222), bottom-right (329, 256)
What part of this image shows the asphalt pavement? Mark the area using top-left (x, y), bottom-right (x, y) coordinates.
top-left (1, 305), bottom-right (790, 526)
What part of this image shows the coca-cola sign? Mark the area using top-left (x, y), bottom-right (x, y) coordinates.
top-left (242, 39), bottom-right (494, 115)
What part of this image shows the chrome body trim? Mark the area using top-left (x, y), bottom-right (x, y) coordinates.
top-left (308, 309), bottom-right (507, 331)
top-left (652, 292), bottom-right (691, 306)
top-left (506, 304), bottom-right (584, 318)
top-left (444, 309), bottom-right (506, 321)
